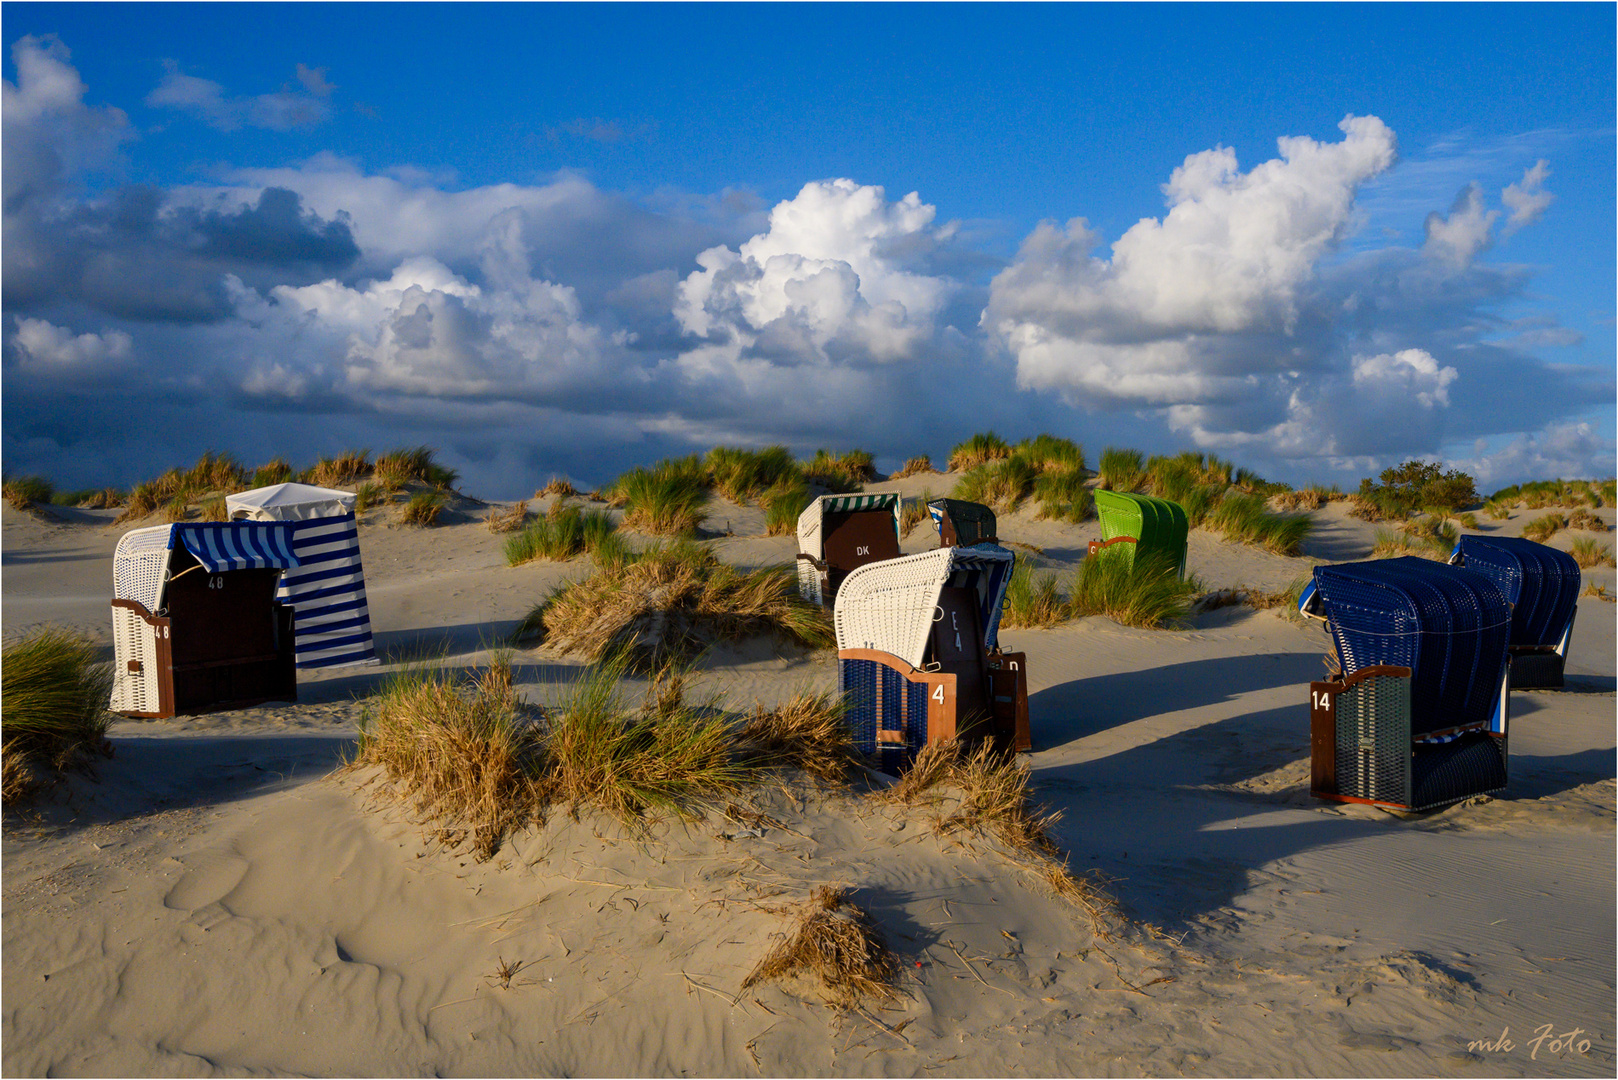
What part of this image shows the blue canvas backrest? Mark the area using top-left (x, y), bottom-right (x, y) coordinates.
top-left (1312, 558), bottom-right (1510, 733)
top-left (1455, 535), bottom-right (1581, 649)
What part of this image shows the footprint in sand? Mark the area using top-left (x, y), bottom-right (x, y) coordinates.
top-left (163, 851), bottom-right (249, 912)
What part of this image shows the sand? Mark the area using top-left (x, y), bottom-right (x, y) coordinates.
top-left (3, 487), bottom-right (1614, 1076)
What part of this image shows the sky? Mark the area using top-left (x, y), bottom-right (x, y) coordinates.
top-left (3, 3), bottom-right (1614, 498)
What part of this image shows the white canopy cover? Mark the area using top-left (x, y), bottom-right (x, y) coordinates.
top-left (227, 482), bottom-right (356, 522)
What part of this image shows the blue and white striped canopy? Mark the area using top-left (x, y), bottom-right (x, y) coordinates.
top-left (170, 522), bottom-right (300, 573)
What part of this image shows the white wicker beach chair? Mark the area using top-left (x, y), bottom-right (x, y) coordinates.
top-left (796, 493), bottom-right (903, 606)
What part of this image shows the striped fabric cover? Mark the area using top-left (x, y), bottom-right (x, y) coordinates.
top-left (171, 522), bottom-right (300, 573)
top-left (820, 493), bottom-right (899, 515)
top-left (274, 512), bottom-right (380, 669)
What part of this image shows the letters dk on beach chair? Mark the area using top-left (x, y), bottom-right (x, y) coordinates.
top-left (110, 522), bottom-right (301, 718)
top-left (834, 545), bottom-right (1029, 773)
top-left (1089, 490), bottom-right (1189, 577)
top-left (1448, 535), bottom-right (1580, 689)
top-left (796, 493), bottom-right (903, 607)
top-left (1298, 557), bottom-right (1512, 811)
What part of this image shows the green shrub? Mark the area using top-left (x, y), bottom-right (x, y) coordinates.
top-left (947, 432), bottom-right (1011, 472)
top-left (1097, 447), bottom-right (1144, 492)
top-left (2, 628), bottom-right (113, 803)
top-left (1360, 460), bottom-right (1477, 518)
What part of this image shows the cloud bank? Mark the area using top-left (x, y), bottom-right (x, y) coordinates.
top-left (2, 39), bottom-right (1609, 496)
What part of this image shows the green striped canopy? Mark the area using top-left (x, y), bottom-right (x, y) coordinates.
top-left (1093, 490), bottom-right (1189, 577)
top-left (820, 492), bottom-right (900, 515)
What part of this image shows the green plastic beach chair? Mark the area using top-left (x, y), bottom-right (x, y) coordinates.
top-left (1091, 490), bottom-right (1189, 577)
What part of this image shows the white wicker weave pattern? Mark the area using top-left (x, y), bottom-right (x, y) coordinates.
top-left (834, 545), bottom-right (1015, 668)
top-left (109, 603), bottom-right (161, 714)
top-left (113, 525), bottom-right (173, 612)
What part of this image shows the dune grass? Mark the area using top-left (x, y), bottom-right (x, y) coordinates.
top-left (1096, 446), bottom-right (1144, 492)
top-left (354, 481), bottom-right (390, 513)
top-left (1068, 552), bottom-right (1199, 629)
top-left (761, 479), bottom-right (813, 537)
top-left (899, 491), bottom-right (934, 537)
top-left (1202, 491), bottom-right (1313, 555)
top-left (515, 542), bottom-right (833, 667)
top-left (801, 448), bottom-right (877, 491)
top-left (947, 431), bottom-right (1011, 473)
top-left (348, 656), bottom-right (544, 859)
top-left (537, 477), bottom-right (580, 499)
top-left (250, 457), bottom-right (294, 489)
top-left (707, 445), bottom-right (799, 504)
top-left (877, 740), bottom-right (1118, 933)
top-left (743, 886), bottom-right (897, 1007)
top-left (504, 505), bottom-right (619, 564)
top-left (3, 476), bottom-right (54, 511)
top-left (1567, 508), bottom-right (1607, 532)
top-left (1482, 499), bottom-right (1511, 521)
top-left (1522, 513), bottom-right (1567, 543)
top-left (2, 628), bottom-right (113, 803)
top-left (952, 456), bottom-right (1037, 513)
top-left (1570, 536), bottom-right (1616, 568)
top-left (305, 449), bottom-right (372, 489)
top-left (736, 690), bottom-right (858, 783)
top-left (1371, 527), bottom-right (1452, 560)
top-left (1000, 561), bottom-right (1066, 629)
top-left (1032, 467), bottom-right (1091, 523)
top-left (402, 490), bottom-right (447, 526)
top-left (1015, 434), bottom-right (1085, 473)
top-left (612, 460), bottom-right (709, 536)
top-left (890, 455), bottom-right (938, 479)
top-left (486, 500), bottom-right (531, 533)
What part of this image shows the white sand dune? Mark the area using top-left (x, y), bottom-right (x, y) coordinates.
top-left (3, 489), bottom-right (1613, 1076)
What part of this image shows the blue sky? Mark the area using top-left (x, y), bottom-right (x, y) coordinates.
top-left (4, 3), bottom-right (1613, 496)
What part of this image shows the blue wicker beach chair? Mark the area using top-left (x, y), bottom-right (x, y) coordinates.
top-left (834, 545), bottom-right (1028, 773)
top-left (1448, 535), bottom-right (1580, 689)
top-left (1297, 557), bottom-right (1511, 810)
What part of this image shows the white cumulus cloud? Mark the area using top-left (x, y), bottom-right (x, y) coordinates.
top-left (1501, 160), bottom-right (1554, 234)
top-left (9, 316), bottom-right (132, 371)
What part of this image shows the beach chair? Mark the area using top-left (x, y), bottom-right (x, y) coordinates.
top-left (1447, 535), bottom-right (1580, 689)
top-left (796, 493), bottom-right (902, 606)
top-left (227, 482), bottom-right (381, 670)
top-left (1089, 491), bottom-right (1189, 577)
top-left (927, 498), bottom-right (997, 548)
top-left (834, 545), bottom-right (1028, 773)
top-left (110, 522), bottom-right (301, 718)
top-left (1297, 557), bottom-right (1511, 811)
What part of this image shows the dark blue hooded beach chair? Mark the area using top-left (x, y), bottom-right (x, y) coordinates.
top-left (1297, 557), bottom-right (1512, 811)
top-left (1448, 535), bottom-right (1580, 689)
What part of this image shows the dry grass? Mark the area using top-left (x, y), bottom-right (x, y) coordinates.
top-left (1272, 488), bottom-right (1323, 511)
top-left (947, 432), bottom-right (1011, 473)
top-left (1522, 513), bottom-right (1567, 543)
top-left (877, 741), bottom-right (1118, 934)
top-left (347, 656), bottom-right (545, 860)
top-left (1096, 447), bottom-right (1144, 492)
top-left (742, 886), bottom-right (897, 1007)
top-left (1371, 527), bottom-right (1450, 561)
top-left (1568, 508), bottom-right (1607, 532)
top-left (1001, 561), bottom-right (1066, 629)
top-left (79, 488), bottom-right (125, 509)
top-left (1583, 582), bottom-right (1615, 603)
top-left (802, 449), bottom-right (877, 491)
top-left (518, 544), bottom-right (833, 667)
top-left (899, 492), bottom-right (934, 537)
top-left (1483, 499), bottom-right (1511, 521)
top-left (402, 491), bottom-right (447, 526)
top-left (199, 497), bottom-right (228, 522)
top-left (736, 691), bottom-right (858, 783)
top-left (3, 476), bottom-right (53, 511)
top-left (250, 457), bottom-right (294, 488)
top-left (537, 478), bottom-right (579, 499)
top-left (1346, 494), bottom-right (1384, 522)
top-left (2, 628), bottom-right (114, 804)
top-left (306, 449), bottom-right (372, 489)
top-left (486, 500), bottom-right (531, 533)
top-left (1570, 536), bottom-right (1616, 568)
top-left (890, 455), bottom-right (938, 479)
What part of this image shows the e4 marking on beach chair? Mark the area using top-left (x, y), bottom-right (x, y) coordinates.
top-left (833, 545), bottom-right (1029, 773)
top-left (110, 521), bottom-right (301, 719)
top-left (796, 493), bottom-right (903, 606)
top-left (1088, 490), bottom-right (1189, 577)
